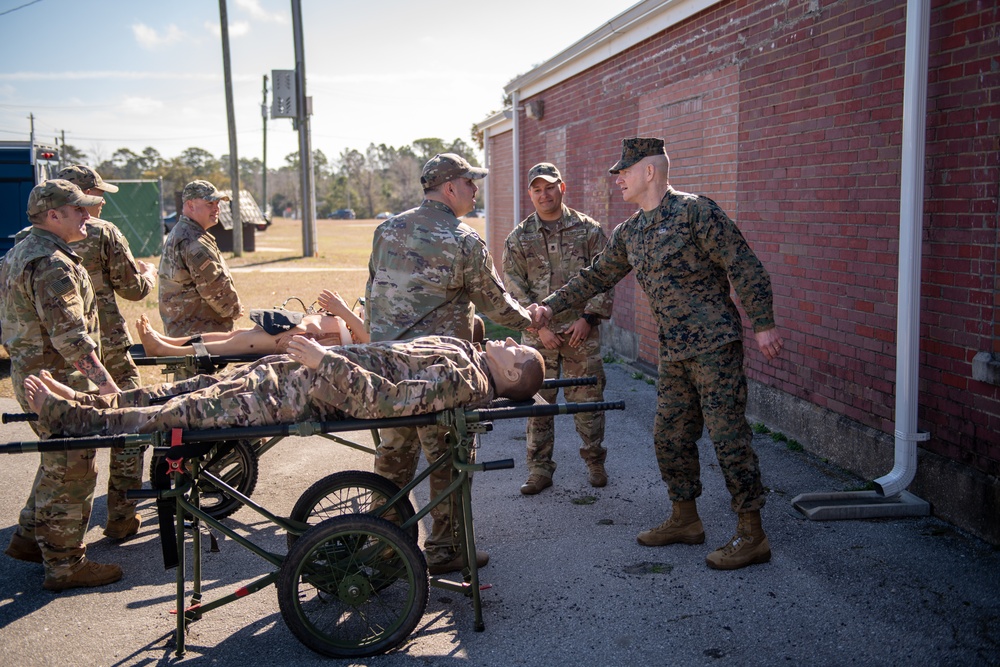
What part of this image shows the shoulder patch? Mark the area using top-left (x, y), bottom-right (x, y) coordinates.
top-left (51, 275), bottom-right (75, 297)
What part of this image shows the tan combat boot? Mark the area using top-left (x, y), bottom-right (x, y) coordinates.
top-left (5, 532), bottom-right (43, 563)
top-left (705, 510), bottom-right (771, 570)
top-left (636, 500), bottom-right (705, 546)
top-left (520, 474), bottom-right (552, 495)
top-left (586, 462), bottom-right (608, 488)
top-left (104, 514), bottom-right (142, 540)
top-left (43, 559), bottom-right (123, 592)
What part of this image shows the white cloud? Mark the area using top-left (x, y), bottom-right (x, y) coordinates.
top-left (0, 71), bottom-right (217, 82)
top-left (235, 0), bottom-right (287, 23)
top-left (205, 20), bottom-right (251, 38)
top-left (132, 23), bottom-right (185, 49)
top-left (121, 96), bottom-right (165, 115)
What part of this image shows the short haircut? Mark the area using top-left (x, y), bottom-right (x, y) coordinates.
top-left (502, 348), bottom-right (545, 401)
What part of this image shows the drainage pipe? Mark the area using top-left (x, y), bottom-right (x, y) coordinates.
top-left (874, 0), bottom-right (932, 497)
top-left (511, 90), bottom-right (521, 223)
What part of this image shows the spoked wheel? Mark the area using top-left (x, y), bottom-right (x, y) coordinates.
top-left (277, 514), bottom-right (428, 658)
top-left (286, 471), bottom-right (417, 550)
top-left (149, 439), bottom-right (259, 520)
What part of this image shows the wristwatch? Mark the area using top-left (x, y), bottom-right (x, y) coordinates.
top-left (582, 313), bottom-right (600, 326)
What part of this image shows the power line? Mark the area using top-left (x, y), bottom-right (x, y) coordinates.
top-left (0, 0), bottom-right (42, 18)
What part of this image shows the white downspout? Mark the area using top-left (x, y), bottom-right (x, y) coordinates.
top-left (482, 127), bottom-right (491, 242)
top-left (511, 90), bottom-right (521, 222)
top-left (874, 0), bottom-right (931, 497)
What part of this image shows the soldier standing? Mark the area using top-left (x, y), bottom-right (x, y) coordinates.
top-left (503, 162), bottom-right (613, 495)
top-left (0, 180), bottom-right (124, 590)
top-left (530, 138), bottom-right (784, 571)
top-left (56, 165), bottom-right (157, 539)
top-left (366, 153), bottom-right (534, 574)
top-left (158, 180), bottom-right (243, 338)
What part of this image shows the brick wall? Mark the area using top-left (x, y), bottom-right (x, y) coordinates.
top-left (486, 0), bottom-right (999, 482)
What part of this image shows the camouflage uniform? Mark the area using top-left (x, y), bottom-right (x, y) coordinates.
top-left (158, 214), bottom-right (241, 337)
top-left (72, 217), bottom-right (153, 522)
top-left (543, 186), bottom-right (776, 512)
top-left (0, 227), bottom-right (102, 578)
top-left (39, 337), bottom-right (496, 437)
top-left (503, 204), bottom-right (613, 478)
top-left (366, 198), bottom-right (532, 564)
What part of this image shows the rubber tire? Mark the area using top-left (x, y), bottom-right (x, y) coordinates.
top-left (287, 470), bottom-right (418, 550)
top-left (149, 439), bottom-right (259, 520)
top-left (277, 514), bottom-right (428, 658)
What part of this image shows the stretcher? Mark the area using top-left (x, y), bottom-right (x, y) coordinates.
top-left (1, 388), bottom-right (624, 658)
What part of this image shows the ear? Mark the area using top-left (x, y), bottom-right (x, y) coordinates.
top-left (502, 367), bottom-right (521, 383)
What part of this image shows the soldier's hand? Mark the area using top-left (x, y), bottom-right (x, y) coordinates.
top-left (564, 318), bottom-right (592, 348)
top-left (318, 289), bottom-right (349, 316)
top-left (286, 335), bottom-right (327, 369)
top-left (755, 327), bottom-right (784, 361)
top-left (538, 326), bottom-right (562, 349)
top-left (527, 303), bottom-right (552, 328)
top-left (138, 260), bottom-right (158, 285)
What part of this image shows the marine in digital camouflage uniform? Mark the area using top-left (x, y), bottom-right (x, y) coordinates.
top-left (158, 180), bottom-right (242, 339)
top-left (56, 165), bottom-right (158, 532)
top-left (537, 138), bottom-right (784, 571)
top-left (0, 179), bottom-right (123, 589)
top-left (34, 336), bottom-right (507, 437)
top-left (366, 153), bottom-right (532, 570)
top-left (503, 162), bottom-right (613, 493)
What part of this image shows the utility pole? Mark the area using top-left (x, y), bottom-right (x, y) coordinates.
top-left (262, 74), bottom-right (269, 220)
top-left (219, 0), bottom-right (243, 256)
top-left (291, 0), bottom-right (317, 257)
top-left (60, 129), bottom-right (65, 169)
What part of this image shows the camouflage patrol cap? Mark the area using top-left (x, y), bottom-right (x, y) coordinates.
top-left (608, 137), bottom-right (667, 174)
top-left (420, 153), bottom-right (488, 190)
top-left (26, 179), bottom-right (104, 217)
top-left (56, 164), bottom-right (119, 193)
top-left (182, 179), bottom-right (231, 203)
top-left (527, 162), bottom-right (562, 185)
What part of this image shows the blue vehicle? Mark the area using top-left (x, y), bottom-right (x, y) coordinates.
top-left (0, 140), bottom-right (59, 256)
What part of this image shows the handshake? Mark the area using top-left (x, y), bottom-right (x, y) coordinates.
top-left (525, 303), bottom-right (553, 330)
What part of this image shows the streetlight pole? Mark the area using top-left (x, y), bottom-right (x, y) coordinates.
top-left (291, 0), bottom-right (317, 257)
top-left (262, 74), bottom-right (269, 220)
top-left (219, 0), bottom-right (242, 256)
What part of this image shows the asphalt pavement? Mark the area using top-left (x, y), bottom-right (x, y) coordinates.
top-left (0, 361), bottom-right (998, 666)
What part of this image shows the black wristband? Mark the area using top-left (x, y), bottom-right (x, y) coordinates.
top-left (582, 313), bottom-right (600, 326)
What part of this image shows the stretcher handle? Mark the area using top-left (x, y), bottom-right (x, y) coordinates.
top-left (2, 412), bottom-right (37, 423)
top-left (480, 458), bottom-right (515, 471)
top-left (541, 376), bottom-right (597, 388)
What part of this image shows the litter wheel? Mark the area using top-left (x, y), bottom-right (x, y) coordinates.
top-left (149, 439), bottom-right (259, 520)
top-left (277, 514), bottom-right (428, 658)
top-left (286, 470), bottom-right (417, 549)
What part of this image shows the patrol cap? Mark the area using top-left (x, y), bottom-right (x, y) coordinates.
top-left (26, 179), bottom-right (103, 217)
top-left (527, 162), bottom-right (562, 185)
top-left (55, 164), bottom-right (119, 193)
top-left (420, 153), bottom-right (488, 190)
top-left (182, 179), bottom-right (231, 203)
top-left (608, 137), bottom-right (667, 174)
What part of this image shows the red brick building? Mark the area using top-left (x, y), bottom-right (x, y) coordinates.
top-left (477, 0), bottom-right (999, 542)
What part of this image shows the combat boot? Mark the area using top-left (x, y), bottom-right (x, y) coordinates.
top-left (43, 559), bottom-right (123, 591)
top-left (520, 474), bottom-right (552, 495)
top-left (636, 500), bottom-right (705, 546)
top-left (705, 510), bottom-right (771, 570)
top-left (5, 532), bottom-right (42, 563)
top-left (104, 515), bottom-right (142, 540)
top-left (586, 462), bottom-right (608, 488)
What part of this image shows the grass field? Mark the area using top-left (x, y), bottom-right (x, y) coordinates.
top-left (0, 215), bottom-right (492, 399)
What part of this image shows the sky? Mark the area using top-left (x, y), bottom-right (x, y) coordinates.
top-left (0, 0), bottom-right (635, 167)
